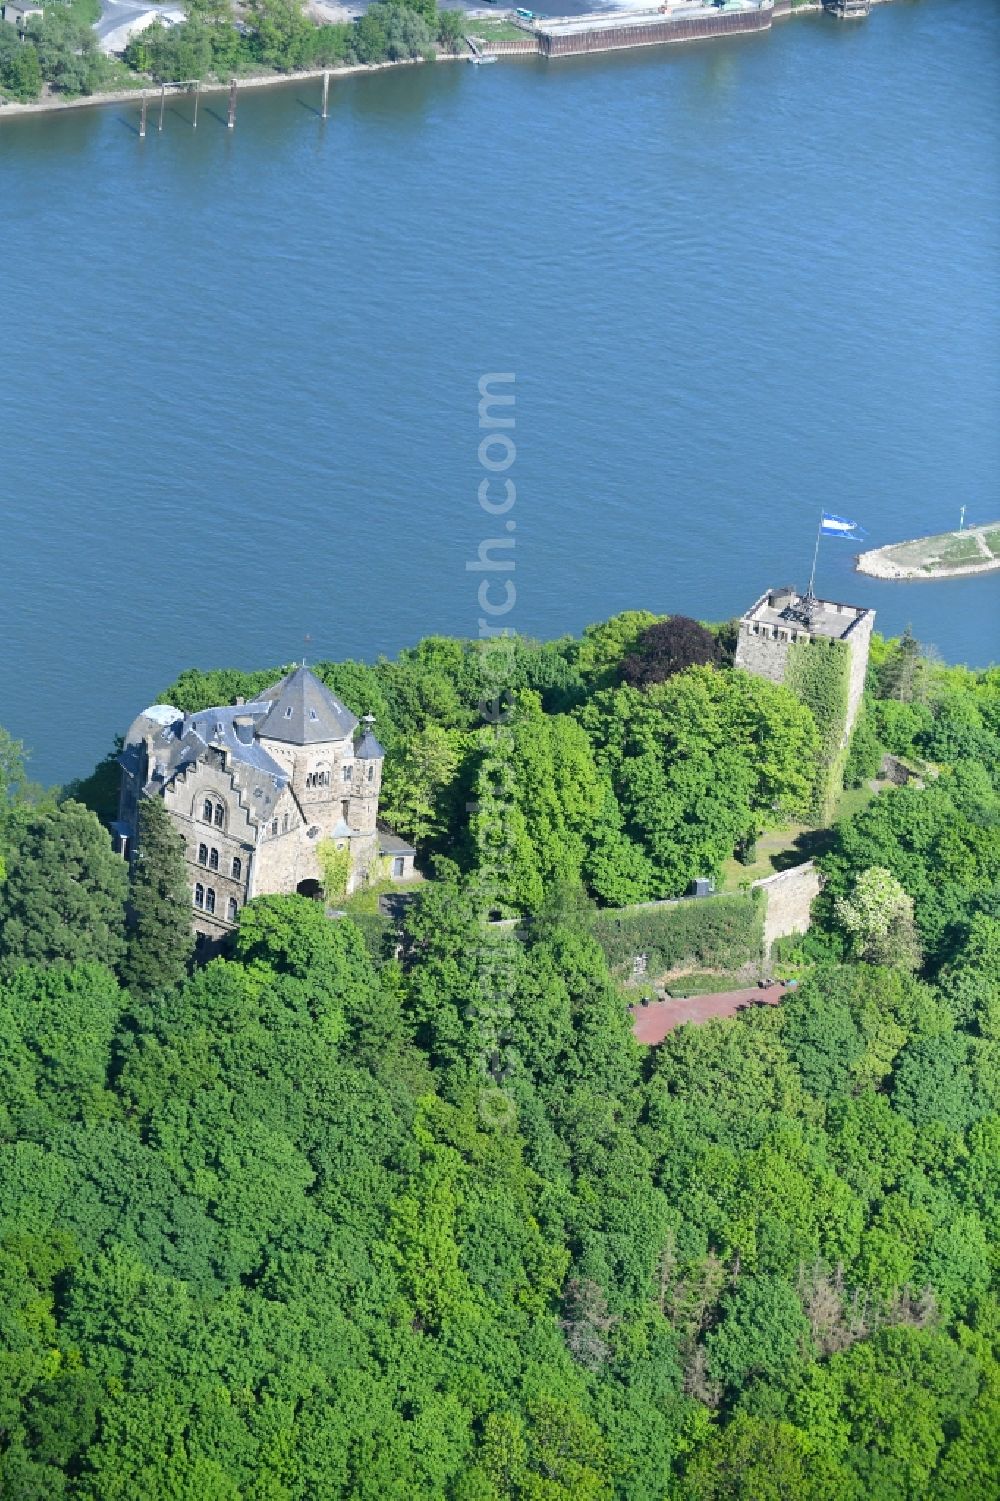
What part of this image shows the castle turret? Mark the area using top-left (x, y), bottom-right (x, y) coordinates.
top-left (350, 714), bottom-right (384, 834)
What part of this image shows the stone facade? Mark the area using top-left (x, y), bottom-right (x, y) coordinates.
top-left (752, 860), bottom-right (823, 956)
top-left (115, 667), bottom-right (415, 947)
top-left (734, 587), bottom-right (874, 743)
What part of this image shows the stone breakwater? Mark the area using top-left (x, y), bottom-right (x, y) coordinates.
top-left (856, 523), bottom-right (1000, 581)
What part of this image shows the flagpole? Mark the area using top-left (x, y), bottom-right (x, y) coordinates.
top-left (806, 513), bottom-right (823, 599)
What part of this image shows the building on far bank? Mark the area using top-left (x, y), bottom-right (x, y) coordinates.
top-left (2, 2), bottom-right (44, 31)
top-left (115, 666), bottom-right (416, 948)
top-left (734, 586), bottom-right (874, 743)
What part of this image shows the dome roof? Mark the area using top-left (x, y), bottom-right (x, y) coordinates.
top-left (124, 704), bottom-right (181, 745)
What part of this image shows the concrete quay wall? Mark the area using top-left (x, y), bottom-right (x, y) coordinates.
top-left (538, 6), bottom-right (772, 58)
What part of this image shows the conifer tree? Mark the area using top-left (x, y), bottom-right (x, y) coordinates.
top-left (122, 798), bottom-right (195, 995)
top-left (879, 625), bottom-right (925, 703)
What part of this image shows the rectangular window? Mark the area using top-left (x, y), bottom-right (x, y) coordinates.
top-left (392, 857), bottom-right (405, 878)
top-left (228, 897), bottom-right (238, 921)
top-left (343, 765), bottom-right (352, 782)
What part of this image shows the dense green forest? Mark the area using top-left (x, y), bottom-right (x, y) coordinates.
top-left (0, 608), bottom-right (997, 1498)
top-left (0, 0), bottom-right (470, 106)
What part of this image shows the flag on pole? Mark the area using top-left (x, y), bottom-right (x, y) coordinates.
top-left (820, 512), bottom-right (866, 540)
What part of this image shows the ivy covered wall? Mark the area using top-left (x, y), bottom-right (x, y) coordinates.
top-left (785, 637), bottom-right (851, 821)
top-left (589, 890), bottom-right (765, 977)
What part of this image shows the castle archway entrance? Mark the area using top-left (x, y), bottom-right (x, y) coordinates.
top-left (296, 878), bottom-right (322, 900)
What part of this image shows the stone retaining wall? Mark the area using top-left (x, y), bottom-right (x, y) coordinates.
top-left (753, 860), bottom-right (822, 955)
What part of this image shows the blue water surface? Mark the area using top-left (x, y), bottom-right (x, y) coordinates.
top-left (1, 0), bottom-right (997, 782)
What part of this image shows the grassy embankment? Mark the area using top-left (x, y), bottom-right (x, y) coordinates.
top-left (468, 17), bottom-right (531, 40)
top-left (719, 780), bottom-right (880, 889)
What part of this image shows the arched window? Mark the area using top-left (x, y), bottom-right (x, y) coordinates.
top-left (194, 883), bottom-right (204, 909)
top-left (213, 801), bottom-right (225, 828)
top-left (231, 856), bottom-right (242, 880)
top-left (343, 764), bottom-right (353, 783)
top-left (205, 888), bottom-right (216, 914)
top-left (198, 844), bottom-right (208, 866)
top-left (202, 799), bottom-right (213, 823)
top-left (367, 764), bottom-right (374, 783)
top-left (228, 897), bottom-right (238, 922)
top-left (209, 848), bottom-right (219, 871)
top-left (282, 813), bottom-right (289, 833)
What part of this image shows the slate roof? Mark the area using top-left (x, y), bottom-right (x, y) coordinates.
top-left (356, 729), bottom-right (385, 760)
top-left (183, 706), bottom-right (288, 783)
top-left (257, 666), bottom-right (358, 745)
top-left (378, 827), bottom-right (415, 857)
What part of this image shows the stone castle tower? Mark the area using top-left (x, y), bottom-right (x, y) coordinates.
top-left (734, 586), bottom-right (874, 744)
top-left (115, 666), bottom-right (415, 949)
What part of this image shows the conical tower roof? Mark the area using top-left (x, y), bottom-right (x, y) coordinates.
top-left (257, 666), bottom-right (358, 745)
top-left (356, 712), bottom-right (385, 760)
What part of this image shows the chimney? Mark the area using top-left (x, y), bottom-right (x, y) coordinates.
top-left (234, 696), bottom-right (245, 706)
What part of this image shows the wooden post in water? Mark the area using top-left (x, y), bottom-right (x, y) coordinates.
top-left (227, 78), bottom-right (237, 130)
top-left (139, 93), bottom-right (147, 138)
top-left (158, 82), bottom-right (166, 133)
top-left (192, 83), bottom-right (199, 129)
top-left (321, 70), bottom-right (330, 120)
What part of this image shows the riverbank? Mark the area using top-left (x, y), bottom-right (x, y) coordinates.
top-left (856, 522), bottom-right (1000, 581)
top-left (0, 0), bottom-right (896, 122)
top-left (0, 53), bottom-right (473, 121)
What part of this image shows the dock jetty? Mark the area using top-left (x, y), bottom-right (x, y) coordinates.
top-left (471, 0), bottom-right (890, 65)
top-left (856, 523), bottom-right (1000, 581)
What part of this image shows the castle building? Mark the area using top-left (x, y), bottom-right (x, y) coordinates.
top-left (734, 587), bottom-right (874, 742)
top-left (115, 666), bottom-right (416, 946)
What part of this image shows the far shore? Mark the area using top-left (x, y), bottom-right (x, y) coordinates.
top-left (0, 51), bottom-right (476, 122)
top-left (0, 0), bottom-right (901, 124)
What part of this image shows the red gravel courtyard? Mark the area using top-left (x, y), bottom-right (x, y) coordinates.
top-left (631, 982), bottom-right (788, 1045)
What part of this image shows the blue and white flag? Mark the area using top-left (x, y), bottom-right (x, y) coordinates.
top-left (820, 511), bottom-right (865, 540)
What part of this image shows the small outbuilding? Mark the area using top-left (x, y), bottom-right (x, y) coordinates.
top-left (378, 827), bottom-right (417, 882)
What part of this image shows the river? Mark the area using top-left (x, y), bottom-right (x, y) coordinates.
top-left (1, 0), bottom-right (997, 784)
